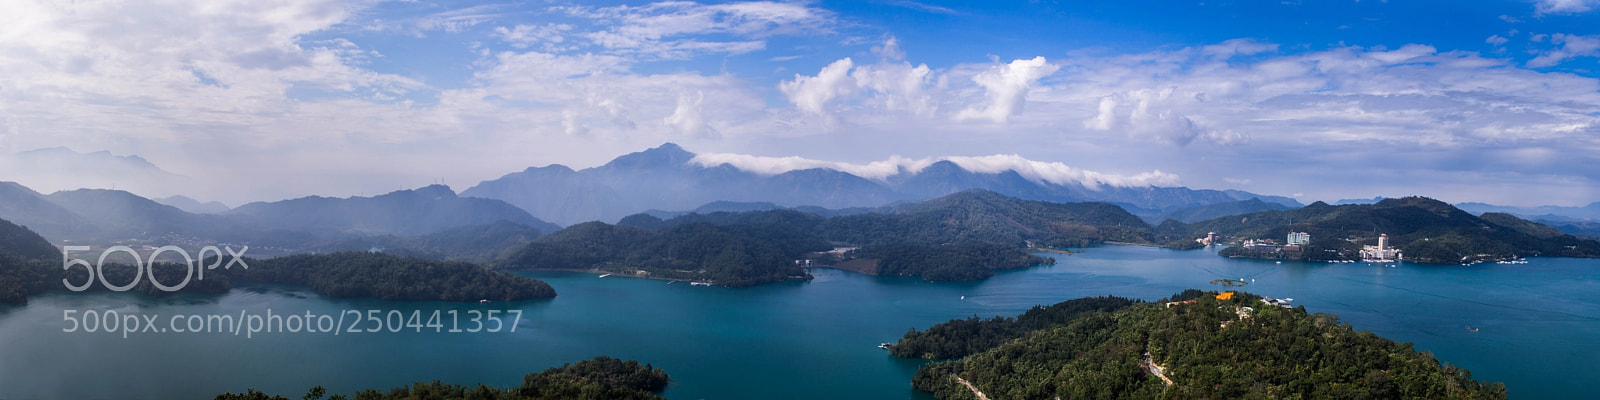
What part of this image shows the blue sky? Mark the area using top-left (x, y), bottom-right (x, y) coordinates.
top-left (1, 0), bottom-right (1598, 207)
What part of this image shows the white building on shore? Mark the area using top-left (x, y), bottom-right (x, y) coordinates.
top-left (1360, 234), bottom-right (1401, 262)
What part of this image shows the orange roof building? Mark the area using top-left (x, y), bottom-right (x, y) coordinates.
top-left (1216, 291), bottom-right (1235, 300)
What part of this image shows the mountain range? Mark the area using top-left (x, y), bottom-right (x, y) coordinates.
top-left (1455, 202), bottom-right (1600, 221)
top-left (155, 195), bottom-right (231, 214)
top-left (462, 143), bottom-right (1303, 226)
top-left (0, 147), bottom-right (196, 200)
top-left (0, 182), bottom-right (560, 253)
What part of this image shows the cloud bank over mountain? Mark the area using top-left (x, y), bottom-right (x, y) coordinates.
top-left (689, 152), bottom-right (1180, 188)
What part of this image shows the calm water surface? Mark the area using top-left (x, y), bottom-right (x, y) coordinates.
top-left (0, 245), bottom-right (1594, 399)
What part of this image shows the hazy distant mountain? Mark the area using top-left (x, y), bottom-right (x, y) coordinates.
top-left (228, 184), bottom-right (561, 237)
top-left (154, 195), bottom-right (230, 214)
top-left (45, 189), bottom-right (221, 240)
top-left (318, 220), bottom-right (546, 263)
top-left (1220, 190), bottom-right (1301, 208)
top-left (1334, 197), bottom-right (1386, 205)
top-left (1456, 202), bottom-right (1600, 221)
top-left (464, 143), bottom-right (1300, 226)
top-left (0, 147), bottom-right (195, 199)
top-left (1138, 198), bottom-right (1292, 225)
top-left (1541, 220), bottom-right (1600, 240)
top-left (0, 182), bottom-right (561, 252)
top-left (0, 182), bottom-right (98, 241)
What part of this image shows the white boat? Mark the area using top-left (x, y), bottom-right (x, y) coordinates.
top-left (479, 299), bottom-right (489, 303)
top-left (690, 282), bottom-right (712, 286)
top-left (877, 342), bottom-right (892, 349)
top-left (598, 274), bottom-right (611, 278)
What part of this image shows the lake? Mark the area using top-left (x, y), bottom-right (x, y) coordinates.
top-left (0, 245), bottom-right (1594, 399)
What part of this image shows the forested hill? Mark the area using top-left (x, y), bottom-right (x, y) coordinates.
top-left (1158, 197), bottom-right (1600, 263)
top-left (904, 290), bottom-right (1507, 400)
top-left (0, 217), bottom-right (64, 303)
top-left (500, 190), bottom-right (1153, 286)
top-left (624, 189), bottom-right (1156, 247)
top-left (499, 219), bottom-right (820, 288)
top-left (226, 252), bottom-right (556, 301)
top-left (861, 189), bottom-right (1155, 247)
top-left (216, 356), bottom-right (669, 400)
top-left (0, 217), bottom-right (58, 261)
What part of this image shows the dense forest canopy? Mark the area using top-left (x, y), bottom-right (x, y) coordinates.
top-left (854, 243), bottom-right (1056, 282)
top-left (890, 295), bottom-right (1138, 359)
top-left (215, 356), bottom-right (668, 400)
top-left (901, 290), bottom-right (1507, 400)
top-left (0, 217), bottom-right (59, 262)
top-left (500, 219), bottom-right (818, 287)
top-left (229, 252), bottom-right (556, 301)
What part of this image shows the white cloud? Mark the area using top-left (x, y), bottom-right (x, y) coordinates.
top-left (664, 91), bottom-right (717, 138)
top-left (1202, 38), bottom-right (1278, 58)
top-left (494, 23), bottom-right (574, 49)
top-left (776, 37), bottom-right (941, 120)
top-left (872, 36), bottom-right (906, 60)
top-left (883, 0), bottom-right (958, 15)
top-left (1486, 34), bottom-right (1509, 47)
top-left (940, 154), bottom-right (1180, 188)
top-left (852, 60), bottom-right (938, 116)
top-left (1528, 33), bottom-right (1600, 67)
top-left (779, 58), bottom-right (857, 116)
top-left (559, 1), bottom-right (834, 60)
top-left (1085, 96), bottom-right (1118, 130)
top-left (689, 152), bottom-right (1179, 188)
top-left (1084, 88), bottom-right (1245, 145)
top-left (954, 56), bottom-right (1059, 123)
top-left (363, 4), bottom-right (503, 35)
top-left (1535, 0), bottom-right (1598, 15)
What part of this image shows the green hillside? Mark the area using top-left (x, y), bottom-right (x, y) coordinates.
top-left (904, 290), bottom-right (1507, 400)
top-left (0, 217), bottom-right (58, 262)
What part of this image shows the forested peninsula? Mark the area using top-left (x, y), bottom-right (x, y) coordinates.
top-left (893, 290), bottom-right (1507, 400)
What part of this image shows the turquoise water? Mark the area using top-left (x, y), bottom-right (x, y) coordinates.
top-left (0, 245), bottom-right (1594, 399)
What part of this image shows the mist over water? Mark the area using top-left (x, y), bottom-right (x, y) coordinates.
top-left (0, 246), bottom-right (1592, 399)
